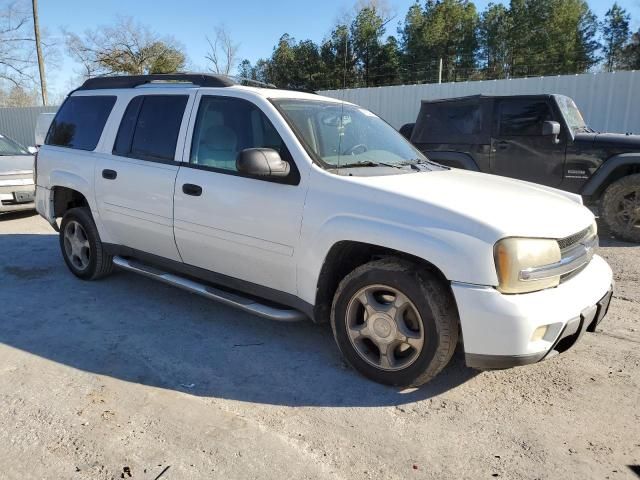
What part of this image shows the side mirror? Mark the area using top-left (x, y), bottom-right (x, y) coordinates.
top-left (542, 121), bottom-right (561, 144)
top-left (236, 148), bottom-right (290, 178)
top-left (27, 146), bottom-right (38, 154)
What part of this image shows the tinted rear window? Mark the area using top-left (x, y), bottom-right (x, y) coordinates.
top-left (46, 96), bottom-right (116, 150)
top-left (113, 95), bottom-right (188, 162)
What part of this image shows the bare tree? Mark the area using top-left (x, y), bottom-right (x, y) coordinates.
top-left (205, 25), bottom-right (239, 75)
top-left (63, 16), bottom-right (187, 77)
top-left (0, 1), bottom-right (37, 86)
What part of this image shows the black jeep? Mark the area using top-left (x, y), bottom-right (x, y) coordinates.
top-left (403, 94), bottom-right (640, 242)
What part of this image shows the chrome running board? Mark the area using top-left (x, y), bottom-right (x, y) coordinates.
top-left (112, 256), bottom-right (306, 322)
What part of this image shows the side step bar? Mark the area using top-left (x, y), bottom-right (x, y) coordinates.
top-left (112, 256), bottom-right (306, 322)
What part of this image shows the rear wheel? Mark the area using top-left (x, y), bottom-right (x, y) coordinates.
top-left (601, 174), bottom-right (640, 243)
top-left (330, 258), bottom-right (458, 387)
top-left (59, 207), bottom-right (113, 280)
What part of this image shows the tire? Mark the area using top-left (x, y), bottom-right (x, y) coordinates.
top-left (59, 207), bottom-right (113, 280)
top-left (330, 258), bottom-right (459, 387)
top-left (601, 173), bottom-right (640, 243)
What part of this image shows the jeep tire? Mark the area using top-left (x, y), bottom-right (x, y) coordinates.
top-left (601, 173), bottom-right (640, 243)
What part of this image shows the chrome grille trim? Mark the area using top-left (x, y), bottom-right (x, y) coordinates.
top-left (520, 234), bottom-right (598, 282)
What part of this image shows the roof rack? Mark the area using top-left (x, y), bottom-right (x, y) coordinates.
top-left (76, 73), bottom-right (236, 90)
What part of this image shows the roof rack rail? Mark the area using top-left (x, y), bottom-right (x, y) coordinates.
top-left (77, 73), bottom-right (236, 90)
top-left (232, 76), bottom-right (277, 89)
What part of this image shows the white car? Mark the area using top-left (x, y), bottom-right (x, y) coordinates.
top-left (35, 74), bottom-right (613, 386)
top-left (0, 134), bottom-right (36, 213)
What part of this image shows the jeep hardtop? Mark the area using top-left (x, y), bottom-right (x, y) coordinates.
top-left (35, 74), bottom-right (613, 386)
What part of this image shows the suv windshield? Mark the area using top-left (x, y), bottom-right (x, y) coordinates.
top-left (0, 135), bottom-right (29, 156)
top-left (273, 99), bottom-right (430, 170)
top-left (555, 95), bottom-right (588, 131)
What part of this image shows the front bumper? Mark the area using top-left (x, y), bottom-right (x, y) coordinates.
top-left (0, 176), bottom-right (35, 213)
top-left (452, 254), bottom-right (613, 369)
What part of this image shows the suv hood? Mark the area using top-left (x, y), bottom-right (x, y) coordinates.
top-left (575, 132), bottom-right (640, 150)
top-left (351, 169), bottom-right (593, 242)
top-left (0, 154), bottom-right (33, 174)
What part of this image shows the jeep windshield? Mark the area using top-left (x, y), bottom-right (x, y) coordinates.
top-left (273, 99), bottom-right (436, 171)
top-left (0, 135), bottom-right (29, 156)
top-left (555, 95), bottom-right (590, 132)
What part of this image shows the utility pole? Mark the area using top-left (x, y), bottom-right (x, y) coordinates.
top-left (438, 58), bottom-right (443, 84)
top-left (32, 0), bottom-right (47, 106)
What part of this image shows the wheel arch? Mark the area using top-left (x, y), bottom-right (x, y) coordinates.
top-left (581, 153), bottom-right (640, 199)
top-left (313, 240), bottom-right (452, 324)
top-left (52, 186), bottom-right (90, 218)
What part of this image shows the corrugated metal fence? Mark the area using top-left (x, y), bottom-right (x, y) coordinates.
top-left (0, 106), bottom-right (58, 147)
top-left (318, 70), bottom-right (640, 133)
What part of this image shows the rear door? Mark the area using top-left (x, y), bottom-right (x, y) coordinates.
top-left (94, 91), bottom-right (194, 261)
top-left (491, 97), bottom-right (565, 186)
top-left (173, 92), bottom-right (307, 295)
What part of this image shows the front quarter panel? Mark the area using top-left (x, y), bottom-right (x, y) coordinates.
top-left (296, 167), bottom-right (499, 305)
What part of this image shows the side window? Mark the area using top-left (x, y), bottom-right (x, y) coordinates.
top-left (497, 100), bottom-right (552, 136)
top-left (46, 96), bottom-right (116, 150)
top-left (190, 96), bottom-right (285, 172)
top-left (113, 95), bottom-right (188, 162)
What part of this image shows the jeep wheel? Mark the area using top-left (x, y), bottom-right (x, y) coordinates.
top-left (59, 207), bottom-right (113, 280)
top-left (330, 258), bottom-right (458, 387)
top-left (601, 174), bottom-right (640, 243)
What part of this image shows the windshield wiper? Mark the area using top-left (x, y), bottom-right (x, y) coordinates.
top-left (338, 160), bottom-right (404, 169)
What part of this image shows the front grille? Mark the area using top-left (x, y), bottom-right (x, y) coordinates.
top-left (557, 225), bottom-right (598, 284)
top-left (557, 226), bottom-right (592, 251)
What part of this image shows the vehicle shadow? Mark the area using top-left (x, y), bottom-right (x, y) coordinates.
top-left (0, 209), bottom-right (38, 221)
top-left (0, 233), bottom-right (479, 407)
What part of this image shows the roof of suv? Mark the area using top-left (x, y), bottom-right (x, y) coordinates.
top-left (422, 94), bottom-right (556, 104)
top-left (73, 73), bottom-right (330, 102)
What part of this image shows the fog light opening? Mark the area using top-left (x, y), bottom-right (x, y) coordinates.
top-left (531, 325), bottom-right (549, 342)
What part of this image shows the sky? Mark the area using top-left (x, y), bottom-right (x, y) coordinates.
top-left (38, 0), bottom-right (640, 99)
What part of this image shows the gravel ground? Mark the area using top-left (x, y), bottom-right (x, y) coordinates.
top-left (0, 211), bottom-right (638, 480)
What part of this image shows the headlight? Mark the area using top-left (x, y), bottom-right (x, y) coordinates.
top-left (494, 238), bottom-right (561, 294)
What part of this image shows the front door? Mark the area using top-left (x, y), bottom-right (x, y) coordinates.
top-left (94, 92), bottom-right (193, 261)
top-left (491, 98), bottom-right (565, 187)
top-left (173, 93), bottom-right (308, 295)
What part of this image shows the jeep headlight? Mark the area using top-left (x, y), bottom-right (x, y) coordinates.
top-left (494, 238), bottom-right (561, 294)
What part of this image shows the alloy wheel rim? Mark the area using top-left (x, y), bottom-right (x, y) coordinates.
top-left (345, 284), bottom-right (425, 371)
top-left (63, 220), bottom-right (91, 271)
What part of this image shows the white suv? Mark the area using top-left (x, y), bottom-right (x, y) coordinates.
top-left (35, 74), bottom-right (613, 386)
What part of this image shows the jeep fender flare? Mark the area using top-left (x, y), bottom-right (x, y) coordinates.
top-left (581, 153), bottom-right (640, 198)
top-left (296, 215), bottom-right (498, 306)
top-left (425, 151), bottom-right (480, 171)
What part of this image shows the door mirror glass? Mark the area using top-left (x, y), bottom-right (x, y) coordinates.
top-left (236, 148), bottom-right (290, 177)
top-left (542, 120), bottom-right (561, 143)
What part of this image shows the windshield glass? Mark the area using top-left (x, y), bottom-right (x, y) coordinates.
top-left (273, 99), bottom-right (428, 169)
top-left (0, 135), bottom-right (29, 156)
top-left (555, 95), bottom-right (587, 131)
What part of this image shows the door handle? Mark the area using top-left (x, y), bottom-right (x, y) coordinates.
top-left (102, 169), bottom-right (117, 180)
top-left (182, 183), bottom-right (202, 196)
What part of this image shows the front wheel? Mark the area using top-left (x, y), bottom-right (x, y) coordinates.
top-left (330, 258), bottom-right (459, 387)
top-left (601, 173), bottom-right (640, 243)
top-left (59, 207), bottom-right (113, 280)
